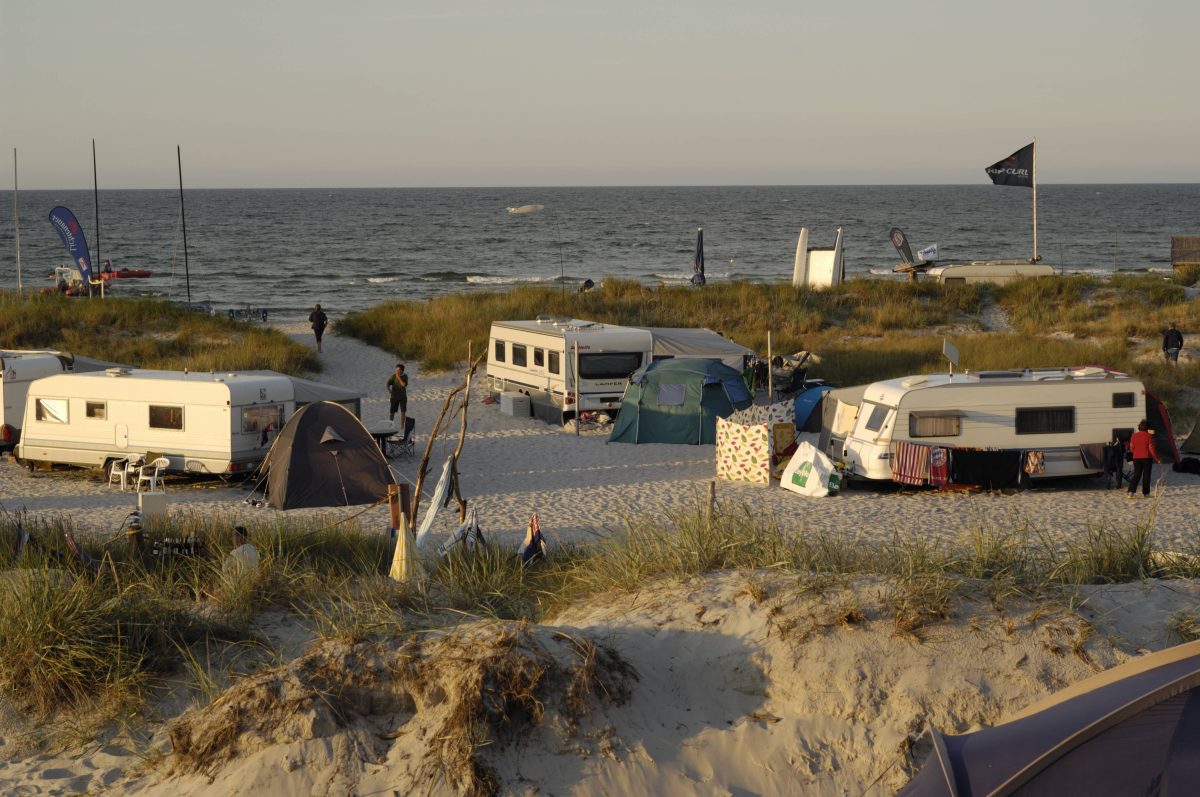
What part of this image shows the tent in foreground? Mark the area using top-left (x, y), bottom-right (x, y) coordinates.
top-left (899, 639), bottom-right (1200, 796)
top-left (608, 358), bottom-right (752, 445)
top-left (258, 401), bottom-right (395, 509)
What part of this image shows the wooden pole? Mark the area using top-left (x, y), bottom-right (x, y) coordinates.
top-left (12, 149), bottom-right (21, 293)
top-left (411, 351), bottom-right (486, 523)
top-left (1032, 138), bottom-right (1039, 263)
top-left (177, 146), bottom-right (192, 302)
top-left (388, 483), bottom-right (401, 537)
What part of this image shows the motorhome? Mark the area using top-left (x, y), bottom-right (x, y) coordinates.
top-left (1, 350), bottom-right (115, 451)
top-left (487, 319), bottom-right (654, 416)
top-left (834, 366), bottom-right (1151, 482)
top-left (18, 369), bottom-right (304, 476)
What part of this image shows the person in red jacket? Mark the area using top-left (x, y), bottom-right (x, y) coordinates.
top-left (1126, 421), bottom-right (1161, 499)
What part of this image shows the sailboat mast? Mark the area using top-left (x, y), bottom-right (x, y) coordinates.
top-left (12, 149), bottom-right (21, 293)
top-left (1032, 138), bottom-right (1039, 262)
top-left (177, 145), bottom-right (191, 302)
top-left (93, 139), bottom-right (101, 269)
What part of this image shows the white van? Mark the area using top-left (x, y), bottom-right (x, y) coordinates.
top-left (1, 350), bottom-right (118, 451)
top-left (17, 369), bottom-right (299, 476)
top-left (837, 366), bottom-right (1147, 481)
top-left (487, 318), bottom-right (654, 415)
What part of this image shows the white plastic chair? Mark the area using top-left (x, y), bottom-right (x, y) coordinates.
top-left (136, 457), bottom-right (170, 493)
top-left (108, 455), bottom-right (143, 491)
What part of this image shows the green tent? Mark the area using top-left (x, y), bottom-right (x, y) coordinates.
top-left (608, 358), bottom-right (753, 445)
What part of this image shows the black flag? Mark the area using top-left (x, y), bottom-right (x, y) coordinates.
top-left (690, 227), bottom-right (706, 286)
top-left (985, 143), bottom-right (1034, 187)
top-left (889, 227), bottom-right (915, 265)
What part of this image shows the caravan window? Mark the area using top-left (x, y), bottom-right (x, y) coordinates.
top-left (493, 340), bottom-right (506, 363)
top-left (548, 351), bottom-right (561, 375)
top-left (909, 412), bottom-right (963, 438)
top-left (533, 348), bottom-right (545, 368)
top-left (512, 344), bottom-right (528, 367)
top-left (579, 352), bottom-right (642, 380)
top-left (1016, 407), bottom-right (1074, 435)
top-left (862, 402), bottom-right (891, 432)
top-left (1112, 392), bottom-right (1136, 408)
top-left (242, 404), bottom-right (284, 433)
top-left (149, 405), bottom-right (184, 430)
top-left (86, 401), bottom-right (107, 420)
top-left (35, 398), bottom-right (68, 424)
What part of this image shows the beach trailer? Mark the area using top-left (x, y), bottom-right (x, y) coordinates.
top-left (835, 366), bottom-right (1153, 483)
top-left (925, 260), bottom-right (1055, 285)
top-left (1, 350), bottom-right (118, 451)
top-left (17, 368), bottom-right (302, 476)
top-left (487, 318), bottom-right (655, 417)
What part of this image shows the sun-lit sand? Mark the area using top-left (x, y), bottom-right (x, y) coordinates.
top-left (2, 318), bottom-right (1199, 795)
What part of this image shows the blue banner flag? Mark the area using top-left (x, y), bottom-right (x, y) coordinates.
top-left (48, 206), bottom-right (93, 284)
top-left (690, 227), bottom-right (706, 286)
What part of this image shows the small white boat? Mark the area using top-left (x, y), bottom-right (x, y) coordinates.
top-left (506, 204), bottom-right (544, 215)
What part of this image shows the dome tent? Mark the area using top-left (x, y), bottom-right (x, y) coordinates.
top-left (608, 358), bottom-right (752, 445)
top-left (899, 639), bottom-right (1200, 796)
top-left (258, 401), bottom-right (395, 510)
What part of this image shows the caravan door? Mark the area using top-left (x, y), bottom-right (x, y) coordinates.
top-left (115, 423), bottom-right (129, 449)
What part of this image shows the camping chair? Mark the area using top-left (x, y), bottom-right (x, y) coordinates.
top-left (388, 417), bottom-right (416, 459)
top-left (136, 456), bottom-right (170, 493)
top-left (108, 455), bottom-right (143, 491)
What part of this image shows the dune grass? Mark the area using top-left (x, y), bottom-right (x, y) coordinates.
top-left (0, 291), bottom-right (316, 374)
top-left (337, 278), bottom-right (984, 371)
top-left (1, 498), bottom-right (1193, 732)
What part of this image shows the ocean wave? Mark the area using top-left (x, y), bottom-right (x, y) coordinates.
top-left (466, 274), bottom-right (557, 285)
top-left (366, 276), bottom-right (398, 284)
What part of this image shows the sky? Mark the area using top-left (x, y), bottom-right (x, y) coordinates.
top-left (2, 0), bottom-right (1198, 188)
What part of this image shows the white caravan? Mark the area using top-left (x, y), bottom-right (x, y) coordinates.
top-left (926, 260), bottom-right (1055, 285)
top-left (18, 369), bottom-right (300, 476)
top-left (1, 350), bottom-right (116, 450)
top-left (487, 318), bottom-right (654, 415)
top-left (836, 366), bottom-right (1147, 481)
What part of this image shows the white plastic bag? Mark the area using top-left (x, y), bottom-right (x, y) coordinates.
top-left (780, 441), bottom-right (837, 497)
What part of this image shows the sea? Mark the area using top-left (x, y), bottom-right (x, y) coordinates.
top-left (1, 184), bottom-right (1197, 318)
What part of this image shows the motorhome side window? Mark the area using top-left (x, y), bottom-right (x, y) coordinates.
top-left (512, 344), bottom-right (528, 367)
top-left (493, 340), bottom-right (505, 363)
top-left (149, 405), bottom-right (184, 430)
top-left (86, 401), bottom-right (107, 420)
top-left (863, 403), bottom-right (890, 432)
top-left (1112, 392), bottom-right (1135, 408)
top-left (909, 413), bottom-right (962, 438)
top-left (533, 348), bottom-right (545, 368)
top-left (1015, 407), bottom-right (1075, 435)
top-left (242, 404), bottom-right (283, 433)
top-left (578, 352), bottom-right (643, 380)
top-left (35, 398), bottom-right (68, 423)
top-left (548, 351), bottom-right (560, 375)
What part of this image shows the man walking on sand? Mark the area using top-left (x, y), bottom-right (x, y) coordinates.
top-left (308, 304), bottom-right (328, 353)
top-left (387, 363), bottom-right (409, 426)
top-left (1126, 421), bottom-right (1161, 499)
top-left (1163, 321), bottom-right (1183, 367)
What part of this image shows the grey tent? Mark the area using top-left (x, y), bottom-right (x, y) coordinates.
top-left (899, 639), bottom-right (1200, 796)
top-left (608, 358), bottom-right (752, 445)
top-left (258, 401), bottom-right (395, 509)
top-left (638, 327), bottom-right (755, 370)
top-left (243, 371), bottom-right (365, 417)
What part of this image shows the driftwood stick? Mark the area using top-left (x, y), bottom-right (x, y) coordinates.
top-left (410, 351), bottom-right (486, 523)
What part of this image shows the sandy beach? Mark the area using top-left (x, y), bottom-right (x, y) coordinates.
top-left (2, 319), bottom-right (1200, 795)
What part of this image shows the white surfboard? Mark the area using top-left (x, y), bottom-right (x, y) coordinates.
top-left (791, 227), bottom-right (809, 288)
top-left (829, 226), bottom-right (844, 287)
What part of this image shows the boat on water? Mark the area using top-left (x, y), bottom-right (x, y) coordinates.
top-left (100, 267), bottom-right (153, 280)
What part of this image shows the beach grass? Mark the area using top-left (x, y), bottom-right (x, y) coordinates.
top-left (0, 291), bottom-right (316, 374)
top-left (2, 500), bottom-right (1193, 730)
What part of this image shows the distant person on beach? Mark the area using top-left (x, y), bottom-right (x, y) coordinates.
top-left (1163, 322), bottom-right (1183, 367)
top-left (102, 259), bottom-right (113, 275)
top-left (1126, 421), bottom-right (1160, 499)
top-left (308, 304), bottom-right (328, 353)
top-left (387, 363), bottom-right (409, 426)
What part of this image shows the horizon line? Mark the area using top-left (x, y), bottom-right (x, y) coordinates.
top-left (9, 181), bottom-right (1200, 192)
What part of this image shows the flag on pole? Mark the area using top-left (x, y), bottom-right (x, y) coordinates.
top-left (48, 206), bottom-right (94, 284)
top-left (916, 244), bottom-right (939, 263)
top-left (690, 227), bottom-right (706, 286)
top-left (985, 143), bottom-right (1034, 188)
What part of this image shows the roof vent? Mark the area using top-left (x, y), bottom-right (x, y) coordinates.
top-left (105, 367), bottom-right (133, 377)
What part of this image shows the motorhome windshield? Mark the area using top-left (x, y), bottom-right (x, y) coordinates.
top-left (578, 352), bottom-right (642, 380)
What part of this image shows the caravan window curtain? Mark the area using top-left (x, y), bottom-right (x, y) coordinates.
top-left (1016, 406), bottom-right (1075, 435)
top-left (35, 398), bottom-right (68, 424)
